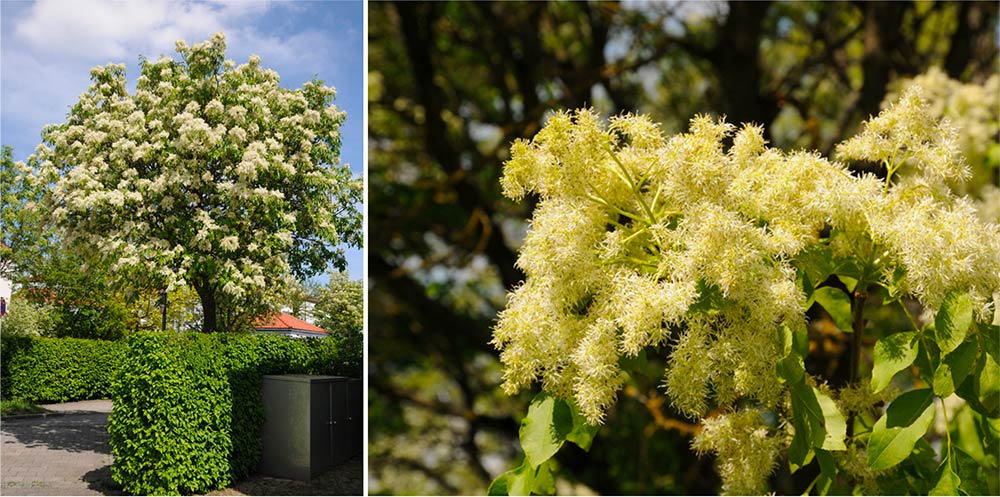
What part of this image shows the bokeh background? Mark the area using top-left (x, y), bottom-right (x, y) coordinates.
top-left (367, 2), bottom-right (999, 494)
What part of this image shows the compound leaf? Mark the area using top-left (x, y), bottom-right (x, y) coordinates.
top-left (935, 291), bottom-right (973, 356)
top-left (520, 392), bottom-right (571, 468)
top-left (871, 331), bottom-right (919, 393)
top-left (868, 388), bottom-right (935, 470)
top-left (814, 286), bottom-right (853, 332)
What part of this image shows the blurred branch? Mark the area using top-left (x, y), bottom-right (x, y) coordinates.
top-left (370, 253), bottom-right (495, 359)
top-left (393, 1), bottom-right (523, 290)
top-left (770, 18), bottom-right (864, 97)
top-left (372, 375), bottom-right (518, 434)
top-left (376, 456), bottom-right (463, 494)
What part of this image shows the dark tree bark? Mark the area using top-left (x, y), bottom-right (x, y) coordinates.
top-left (856, 2), bottom-right (908, 119)
top-left (945, 1), bottom-right (999, 80)
top-left (194, 279), bottom-right (217, 334)
top-left (712, 1), bottom-right (777, 129)
top-left (394, 1), bottom-right (523, 290)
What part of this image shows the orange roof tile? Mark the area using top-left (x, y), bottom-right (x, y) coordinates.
top-left (256, 312), bottom-right (327, 333)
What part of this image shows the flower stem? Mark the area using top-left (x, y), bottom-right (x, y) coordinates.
top-left (847, 287), bottom-right (867, 438)
top-left (850, 288), bottom-right (867, 385)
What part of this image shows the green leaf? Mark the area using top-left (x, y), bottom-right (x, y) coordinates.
top-left (815, 387), bottom-right (847, 451)
top-left (565, 399), bottom-right (599, 451)
top-left (956, 347), bottom-right (1000, 418)
top-left (778, 353), bottom-right (805, 384)
top-left (488, 461), bottom-right (534, 496)
top-left (618, 349), bottom-right (647, 376)
top-left (791, 321), bottom-right (810, 359)
top-left (688, 280), bottom-right (725, 316)
top-left (789, 381), bottom-right (847, 452)
top-left (935, 291), bottom-right (973, 356)
top-left (980, 323), bottom-right (1000, 365)
top-left (787, 427), bottom-right (813, 474)
top-left (951, 404), bottom-right (987, 464)
top-left (814, 448), bottom-right (838, 495)
top-left (908, 437), bottom-right (942, 480)
top-left (532, 460), bottom-right (556, 495)
top-left (871, 331), bottom-right (919, 393)
top-left (837, 274), bottom-right (858, 292)
top-left (975, 350), bottom-right (1000, 416)
top-left (800, 271), bottom-right (816, 308)
top-left (868, 388), bottom-right (936, 470)
top-left (795, 245), bottom-right (834, 287)
top-left (519, 392), bottom-right (572, 468)
top-left (814, 286), bottom-right (853, 332)
top-left (915, 336), bottom-right (941, 385)
top-left (928, 457), bottom-right (961, 496)
top-left (932, 336), bottom-right (978, 397)
top-left (777, 325), bottom-right (806, 383)
top-left (953, 447), bottom-right (989, 496)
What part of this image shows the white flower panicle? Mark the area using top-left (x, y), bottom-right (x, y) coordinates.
top-left (495, 82), bottom-right (999, 493)
top-left (691, 409), bottom-right (782, 496)
top-left (34, 32), bottom-right (357, 301)
top-left (884, 67), bottom-right (999, 194)
top-left (838, 85), bottom-right (970, 186)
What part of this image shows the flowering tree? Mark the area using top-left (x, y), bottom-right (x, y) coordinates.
top-left (34, 33), bottom-right (362, 333)
top-left (315, 271), bottom-right (364, 335)
top-left (492, 85), bottom-right (998, 495)
top-left (1, 146), bottom-right (47, 278)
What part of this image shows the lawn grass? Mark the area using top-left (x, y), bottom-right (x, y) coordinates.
top-left (0, 398), bottom-right (48, 416)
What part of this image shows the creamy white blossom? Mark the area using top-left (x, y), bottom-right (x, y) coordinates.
top-left (35, 32), bottom-right (362, 331)
top-left (495, 86), bottom-right (1000, 494)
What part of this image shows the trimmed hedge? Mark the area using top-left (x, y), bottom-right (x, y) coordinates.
top-left (0, 335), bottom-right (126, 402)
top-left (109, 332), bottom-right (361, 495)
top-left (108, 334), bottom-right (233, 495)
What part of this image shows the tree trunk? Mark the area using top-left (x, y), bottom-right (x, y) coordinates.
top-left (194, 279), bottom-right (218, 333)
top-left (856, 2), bottom-right (907, 119)
top-left (712, 1), bottom-right (777, 131)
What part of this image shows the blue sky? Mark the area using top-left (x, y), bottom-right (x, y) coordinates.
top-left (0, 0), bottom-right (364, 282)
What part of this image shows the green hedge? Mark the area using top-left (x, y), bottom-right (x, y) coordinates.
top-left (0, 335), bottom-right (126, 402)
top-left (109, 332), bottom-right (361, 495)
top-left (108, 334), bottom-right (233, 495)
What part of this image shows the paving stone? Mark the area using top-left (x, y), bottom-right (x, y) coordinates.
top-left (1, 413), bottom-right (122, 496)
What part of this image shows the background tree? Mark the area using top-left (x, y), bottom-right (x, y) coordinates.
top-left (367, 1), bottom-right (998, 494)
top-left (315, 271), bottom-right (363, 335)
top-left (1, 146), bottom-right (48, 280)
top-left (34, 32), bottom-right (362, 333)
top-left (3, 146), bottom-right (138, 339)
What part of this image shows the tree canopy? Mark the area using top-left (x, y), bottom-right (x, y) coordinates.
top-left (33, 32), bottom-right (362, 333)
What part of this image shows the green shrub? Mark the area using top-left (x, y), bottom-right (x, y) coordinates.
top-left (0, 335), bottom-right (125, 402)
top-left (109, 331), bottom-right (361, 495)
top-left (0, 301), bottom-right (58, 337)
top-left (108, 333), bottom-right (233, 495)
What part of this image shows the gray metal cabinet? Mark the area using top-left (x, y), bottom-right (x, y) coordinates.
top-left (258, 374), bottom-right (362, 481)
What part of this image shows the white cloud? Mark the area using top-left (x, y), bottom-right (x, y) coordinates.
top-left (227, 27), bottom-right (357, 79)
top-left (1, 0), bottom-right (360, 161)
top-left (13, 0), bottom-right (268, 60)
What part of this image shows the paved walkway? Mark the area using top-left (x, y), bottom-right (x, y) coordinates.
top-left (1, 400), bottom-right (360, 496)
top-left (35, 400), bottom-right (113, 415)
top-left (1, 401), bottom-right (120, 496)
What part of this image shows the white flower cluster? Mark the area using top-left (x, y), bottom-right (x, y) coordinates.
top-left (885, 67), bottom-right (999, 192)
top-left (498, 110), bottom-right (861, 423)
top-left (35, 32), bottom-right (354, 300)
top-left (839, 86), bottom-right (1000, 316)
top-left (496, 85), bottom-right (999, 492)
top-left (691, 408), bottom-right (782, 495)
